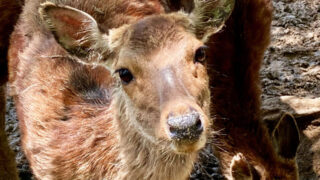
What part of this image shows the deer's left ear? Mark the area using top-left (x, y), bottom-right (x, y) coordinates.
top-left (272, 113), bottom-right (300, 159)
top-left (162, 0), bottom-right (235, 42)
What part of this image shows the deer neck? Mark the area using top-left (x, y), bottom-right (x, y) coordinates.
top-left (113, 92), bottom-right (197, 180)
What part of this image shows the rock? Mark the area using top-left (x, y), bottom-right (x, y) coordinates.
top-left (262, 96), bottom-right (320, 122)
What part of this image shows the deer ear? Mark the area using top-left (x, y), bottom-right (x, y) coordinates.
top-left (192, 0), bottom-right (235, 42)
top-left (39, 2), bottom-right (109, 59)
top-left (163, 0), bottom-right (235, 42)
top-left (272, 113), bottom-right (300, 159)
top-left (230, 153), bottom-right (253, 180)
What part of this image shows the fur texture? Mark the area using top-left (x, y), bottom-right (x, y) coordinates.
top-left (0, 0), bottom-right (22, 179)
top-left (0, 0), bottom-right (22, 84)
top-left (8, 0), bottom-right (232, 179)
top-left (207, 0), bottom-right (300, 179)
top-left (7, 0), bottom-right (300, 179)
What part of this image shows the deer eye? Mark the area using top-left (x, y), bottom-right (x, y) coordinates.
top-left (116, 68), bottom-right (134, 84)
top-left (194, 46), bottom-right (208, 63)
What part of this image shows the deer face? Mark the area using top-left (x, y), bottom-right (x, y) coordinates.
top-left (39, 0), bottom-right (234, 153)
top-left (111, 16), bottom-right (211, 153)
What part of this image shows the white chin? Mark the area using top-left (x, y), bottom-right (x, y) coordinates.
top-left (171, 136), bottom-right (206, 154)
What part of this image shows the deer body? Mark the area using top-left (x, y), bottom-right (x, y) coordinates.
top-left (206, 0), bottom-right (301, 179)
top-left (8, 0), bottom-right (235, 179)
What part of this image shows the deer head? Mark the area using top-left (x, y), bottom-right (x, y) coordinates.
top-left (39, 0), bottom-right (234, 154)
top-left (230, 113), bottom-right (300, 180)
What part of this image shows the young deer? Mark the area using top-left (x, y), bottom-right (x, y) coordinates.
top-left (205, 0), bottom-right (301, 179)
top-left (8, 0), bottom-right (234, 179)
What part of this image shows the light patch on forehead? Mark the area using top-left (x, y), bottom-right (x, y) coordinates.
top-left (118, 35), bottom-right (191, 70)
top-left (161, 68), bottom-right (175, 88)
top-left (149, 39), bottom-right (189, 65)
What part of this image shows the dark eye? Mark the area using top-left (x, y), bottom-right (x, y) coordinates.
top-left (116, 68), bottom-right (133, 84)
top-left (194, 46), bottom-right (208, 63)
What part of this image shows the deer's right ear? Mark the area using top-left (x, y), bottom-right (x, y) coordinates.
top-left (272, 113), bottom-right (300, 159)
top-left (39, 2), bottom-right (109, 61)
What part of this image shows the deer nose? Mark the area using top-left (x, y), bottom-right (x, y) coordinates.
top-left (167, 111), bottom-right (203, 142)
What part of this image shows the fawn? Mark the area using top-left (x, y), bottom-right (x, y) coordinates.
top-left (8, 0), bottom-right (233, 179)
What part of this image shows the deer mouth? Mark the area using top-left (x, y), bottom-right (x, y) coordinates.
top-left (170, 134), bottom-right (207, 154)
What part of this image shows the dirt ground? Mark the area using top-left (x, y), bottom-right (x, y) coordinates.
top-left (261, 0), bottom-right (320, 179)
top-left (5, 0), bottom-right (320, 179)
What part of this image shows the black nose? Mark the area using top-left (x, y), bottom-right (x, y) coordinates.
top-left (167, 111), bottom-right (203, 141)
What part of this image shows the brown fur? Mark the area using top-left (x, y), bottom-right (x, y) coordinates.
top-left (8, 0), bottom-right (233, 179)
top-left (230, 153), bottom-right (255, 180)
top-left (0, 0), bottom-right (23, 179)
top-left (207, 0), bottom-right (300, 179)
top-left (0, 0), bottom-right (22, 85)
top-left (7, 0), bottom-right (300, 179)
